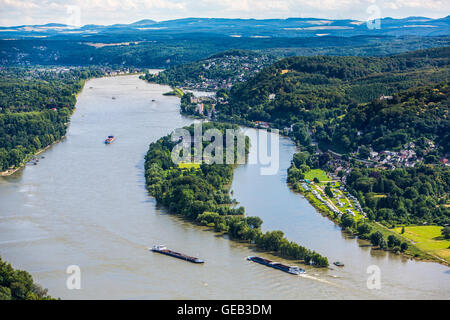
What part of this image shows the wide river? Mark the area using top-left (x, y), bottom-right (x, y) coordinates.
top-left (0, 75), bottom-right (448, 299)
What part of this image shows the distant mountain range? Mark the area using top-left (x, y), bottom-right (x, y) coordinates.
top-left (1, 16), bottom-right (449, 40)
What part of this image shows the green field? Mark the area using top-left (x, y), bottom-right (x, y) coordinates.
top-left (163, 87), bottom-right (184, 97)
top-left (393, 225), bottom-right (450, 262)
top-left (178, 162), bottom-right (201, 170)
top-left (304, 169), bottom-right (331, 182)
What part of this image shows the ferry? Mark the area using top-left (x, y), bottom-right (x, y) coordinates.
top-left (151, 245), bottom-right (204, 264)
top-left (104, 135), bottom-right (115, 144)
top-left (247, 256), bottom-right (305, 275)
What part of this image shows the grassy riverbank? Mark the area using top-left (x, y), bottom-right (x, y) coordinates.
top-left (291, 173), bottom-right (449, 265)
top-left (393, 225), bottom-right (450, 262)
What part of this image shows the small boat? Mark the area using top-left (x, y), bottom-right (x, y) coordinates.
top-left (333, 261), bottom-right (344, 267)
top-left (151, 245), bottom-right (204, 264)
top-left (247, 256), bottom-right (305, 275)
top-left (152, 99), bottom-right (156, 102)
top-left (112, 96), bottom-right (116, 100)
top-left (104, 135), bottom-right (115, 144)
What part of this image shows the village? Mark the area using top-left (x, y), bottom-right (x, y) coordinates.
top-left (177, 53), bottom-right (274, 91)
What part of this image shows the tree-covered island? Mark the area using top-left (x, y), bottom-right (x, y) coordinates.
top-left (144, 122), bottom-right (329, 267)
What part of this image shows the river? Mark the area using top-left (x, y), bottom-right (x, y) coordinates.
top-left (0, 75), bottom-right (448, 299)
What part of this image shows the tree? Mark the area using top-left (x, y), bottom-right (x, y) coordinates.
top-left (246, 216), bottom-right (263, 229)
top-left (387, 235), bottom-right (401, 248)
top-left (370, 231), bottom-right (384, 247)
top-left (324, 186), bottom-right (334, 198)
top-left (357, 223), bottom-right (372, 235)
top-left (442, 226), bottom-right (450, 239)
top-left (341, 214), bottom-right (354, 229)
top-left (400, 242), bottom-right (409, 252)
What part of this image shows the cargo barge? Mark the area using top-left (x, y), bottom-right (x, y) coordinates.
top-left (104, 135), bottom-right (115, 144)
top-left (151, 245), bottom-right (204, 264)
top-left (247, 256), bottom-right (305, 275)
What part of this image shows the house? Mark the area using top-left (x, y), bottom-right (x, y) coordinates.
top-left (255, 121), bottom-right (270, 129)
top-left (196, 103), bottom-right (204, 114)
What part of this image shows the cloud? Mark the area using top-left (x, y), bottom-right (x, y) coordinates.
top-left (0, 0), bottom-right (39, 9)
top-left (0, 0), bottom-right (448, 26)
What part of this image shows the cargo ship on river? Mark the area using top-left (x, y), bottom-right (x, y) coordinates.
top-left (247, 256), bottom-right (305, 275)
top-left (104, 135), bottom-right (115, 144)
top-left (151, 245), bottom-right (204, 264)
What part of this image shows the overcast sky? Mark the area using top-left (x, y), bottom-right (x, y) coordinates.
top-left (0, 0), bottom-right (448, 26)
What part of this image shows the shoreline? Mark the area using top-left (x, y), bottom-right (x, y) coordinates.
top-left (290, 181), bottom-right (450, 267)
top-left (0, 72), bottom-right (123, 178)
top-left (166, 87), bottom-right (449, 267)
top-left (0, 136), bottom-right (66, 177)
top-left (172, 86), bottom-right (449, 267)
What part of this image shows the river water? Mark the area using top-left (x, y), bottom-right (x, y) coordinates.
top-left (0, 75), bottom-right (448, 299)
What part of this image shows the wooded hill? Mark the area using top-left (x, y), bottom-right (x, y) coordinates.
top-left (217, 47), bottom-right (449, 156)
top-left (0, 67), bottom-right (104, 171)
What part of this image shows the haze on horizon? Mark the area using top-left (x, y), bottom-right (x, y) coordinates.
top-left (0, 0), bottom-right (448, 27)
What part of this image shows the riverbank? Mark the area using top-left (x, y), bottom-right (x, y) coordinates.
top-left (290, 179), bottom-right (449, 266)
top-left (168, 86), bottom-right (449, 266)
top-left (0, 136), bottom-right (66, 177)
top-left (2, 74), bottom-right (448, 299)
top-left (0, 71), bottom-right (101, 177)
top-left (144, 122), bottom-right (329, 267)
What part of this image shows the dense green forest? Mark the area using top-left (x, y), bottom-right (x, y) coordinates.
top-left (219, 47), bottom-right (448, 123)
top-left (1, 36), bottom-right (449, 68)
top-left (331, 82), bottom-right (449, 155)
top-left (0, 256), bottom-right (53, 300)
top-left (0, 67), bottom-right (104, 172)
top-left (345, 165), bottom-right (449, 226)
top-left (144, 122), bottom-right (329, 267)
top-left (216, 47), bottom-right (449, 155)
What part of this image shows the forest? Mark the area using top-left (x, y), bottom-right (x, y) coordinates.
top-left (0, 67), bottom-right (104, 171)
top-left (345, 165), bottom-right (450, 226)
top-left (217, 47), bottom-right (449, 157)
top-left (331, 82), bottom-right (449, 155)
top-left (1, 35), bottom-right (449, 68)
top-left (144, 122), bottom-right (329, 267)
top-left (0, 256), bottom-right (53, 300)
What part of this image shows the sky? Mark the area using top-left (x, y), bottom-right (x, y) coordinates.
top-left (0, 0), bottom-right (448, 26)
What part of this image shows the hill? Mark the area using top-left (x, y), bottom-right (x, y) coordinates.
top-left (217, 47), bottom-right (449, 156)
top-left (144, 49), bottom-right (277, 90)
